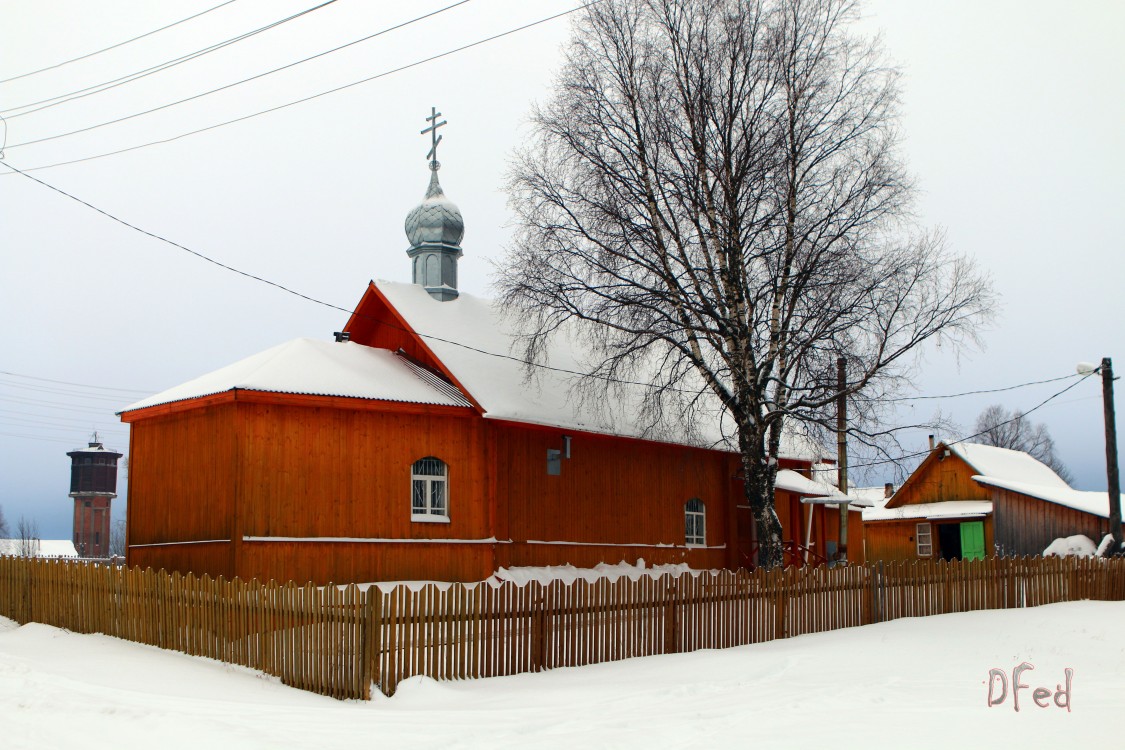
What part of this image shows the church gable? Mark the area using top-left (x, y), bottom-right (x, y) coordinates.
top-left (343, 282), bottom-right (482, 414)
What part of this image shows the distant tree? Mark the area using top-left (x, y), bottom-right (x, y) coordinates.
top-left (0, 505), bottom-right (8, 538)
top-left (16, 516), bottom-right (39, 558)
top-left (109, 518), bottom-right (127, 559)
top-left (973, 404), bottom-right (1073, 484)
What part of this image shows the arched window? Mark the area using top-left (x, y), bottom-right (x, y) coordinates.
top-left (685, 499), bottom-right (705, 546)
top-left (411, 457), bottom-right (448, 521)
top-left (425, 254), bottom-right (440, 287)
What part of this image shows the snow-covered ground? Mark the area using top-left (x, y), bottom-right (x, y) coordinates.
top-left (2, 602), bottom-right (1121, 749)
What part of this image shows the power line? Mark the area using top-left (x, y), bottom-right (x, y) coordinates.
top-left (885, 372), bottom-right (1078, 402)
top-left (0, 395), bottom-right (126, 416)
top-left (0, 157), bottom-right (1084, 413)
top-left (0, 3), bottom-right (592, 172)
top-left (3, 0), bottom-right (341, 118)
top-left (0, 370), bottom-right (152, 394)
top-left (0, 431), bottom-right (122, 446)
top-left (0, 0), bottom-right (240, 85)
top-left (5, 0), bottom-right (468, 146)
top-left (0, 408), bottom-right (131, 430)
top-left (0, 155), bottom-right (721, 396)
top-left (0, 379), bottom-right (143, 404)
top-left (0, 418), bottom-right (127, 436)
top-left (849, 374), bottom-right (1096, 471)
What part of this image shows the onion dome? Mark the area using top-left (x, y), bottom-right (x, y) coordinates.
top-left (404, 169), bottom-right (464, 249)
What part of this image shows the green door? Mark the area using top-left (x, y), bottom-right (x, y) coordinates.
top-left (960, 521), bottom-right (986, 560)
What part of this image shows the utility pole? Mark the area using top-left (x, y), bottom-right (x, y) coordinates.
top-left (1102, 357), bottom-right (1121, 553)
top-left (836, 356), bottom-right (848, 564)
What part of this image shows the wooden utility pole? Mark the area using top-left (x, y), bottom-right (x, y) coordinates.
top-left (836, 356), bottom-right (848, 563)
top-left (1102, 357), bottom-right (1121, 553)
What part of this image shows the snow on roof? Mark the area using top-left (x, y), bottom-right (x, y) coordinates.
top-left (68, 443), bottom-right (120, 454)
top-left (972, 475), bottom-right (1125, 520)
top-left (0, 539), bottom-right (79, 558)
top-left (946, 442), bottom-right (1069, 489)
top-left (775, 469), bottom-right (844, 498)
top-left (862, 500), bottom-right (992, 522)
top-left (120, 338), bottom-right (474, 413)
top-left (847, 486), bottom-right (892, 508)
top-left (375, 280), bottom-right (826, 460)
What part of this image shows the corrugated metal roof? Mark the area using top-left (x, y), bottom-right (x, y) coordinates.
top-left (119, 338), bottom-right (474, 413)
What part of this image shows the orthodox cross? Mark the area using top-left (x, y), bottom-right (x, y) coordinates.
top-left (421, 106), bottom-right (447, 171)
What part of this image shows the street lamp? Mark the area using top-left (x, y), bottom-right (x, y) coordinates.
top-left (1078, 358), bottom-right (1121, 554)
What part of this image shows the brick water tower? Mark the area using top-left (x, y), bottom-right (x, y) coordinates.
top-left (67, 434), bottom-right (122, 559)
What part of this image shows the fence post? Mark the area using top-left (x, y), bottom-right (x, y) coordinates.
top-left (361, 586), bottom-right (381, 700)
top-left (663, 581), bottom-right (679, 654)
top-left (775, 570), bottom-right (787, 638)
top-left (531, 595), bottom-right (546, 672)
top-left (872, 561), bottom-right (884, 624)
top-left (23, 558), bottom-right (34, 624)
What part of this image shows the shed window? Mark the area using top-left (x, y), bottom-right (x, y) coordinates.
top-left (916, 522), bottom-right (933, 557)
top-left (685, 499), bottom-right (705, 546)
top-left (411, 457), bottom-right (448, 522)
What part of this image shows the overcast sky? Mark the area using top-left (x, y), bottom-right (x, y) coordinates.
top-left (1, 0), bottom-right (1122, 540)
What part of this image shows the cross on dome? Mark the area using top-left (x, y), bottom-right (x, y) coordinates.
top-left (421, 106), bottom-right (447, 171)
top-left (405, 106), bottom-right (463, 301)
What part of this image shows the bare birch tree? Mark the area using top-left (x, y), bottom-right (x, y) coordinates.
top-left (497, 0), bottom-right (994, 567)
top-left (110, 518), bottom-right (127, 559)
top-left (16, 516), bottom-right (39, 558)
top-left (973, 405), bottom-right (1073, 484)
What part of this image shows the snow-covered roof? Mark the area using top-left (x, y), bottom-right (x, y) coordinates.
top-left (775, 469), bottom-right (844, 498)
top-left (375, 281), bottom-right (826, 460)
top-left (863, 500), bottom-right (992, 522)
top-left (972, 476), bottom-right (1125, 520)
top-left (0, 539), bottom-right (79, 558)
top-left (946, 442), bottom-right (1069, 489)
top-left (120, 338), bottom-right (474, 413)
top-left (847, 486), bottom-right (891, 509)
top-left (68, 443), bottom-right (120, 454)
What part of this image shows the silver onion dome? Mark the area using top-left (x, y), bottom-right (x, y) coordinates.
top-left (404, 169), bottom-right (464, 248)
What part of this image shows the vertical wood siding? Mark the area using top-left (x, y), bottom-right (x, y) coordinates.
top-left (126, 404), bottom-right (237, 551)
top-left (890, 452), bottom-right (988, 508)
top-left (992, 488), bottom-right (1124, 556)
top-left (494, 422), bottom-right (734, 567)
top-left (125, 392), bottom-right (848, 584)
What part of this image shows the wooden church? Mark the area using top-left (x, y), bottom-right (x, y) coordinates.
top-left (119, 115), bottom-right (863, 585)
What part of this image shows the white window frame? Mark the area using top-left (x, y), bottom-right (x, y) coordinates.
top-left (685, 498), bottom-right (706, 547)
top-left (916, 522), bottom-right (932, 557)
top-left (411, 457), bottom-right (450, 523)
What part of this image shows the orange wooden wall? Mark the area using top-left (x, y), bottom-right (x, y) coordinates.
top-left (126, 403), bottom-right (237, 576)
top-left (124, 390), bottom-right (845, 583)
top-left (889, 452), bottom-right (989, 507)
top-left (865, 517), bottom-right (994, 562)
top-left (491, 420), bottom-right (735, 571)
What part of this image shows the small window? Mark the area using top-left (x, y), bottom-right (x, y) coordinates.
top-left (916, 522), bottom-right (932, 557)
top-left (685, 499), bottom-right (705, 546)
top-left (547, 449), bottom-right (561, 476)
top-left (411, 457), bottom-right (449, 522)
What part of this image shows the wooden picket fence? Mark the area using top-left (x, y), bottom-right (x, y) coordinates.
top-left (1, 554), bottom-right (1123, 699)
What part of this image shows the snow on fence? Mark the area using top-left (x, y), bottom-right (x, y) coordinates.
top-left (0, 555), bottom-right (1123, 699)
